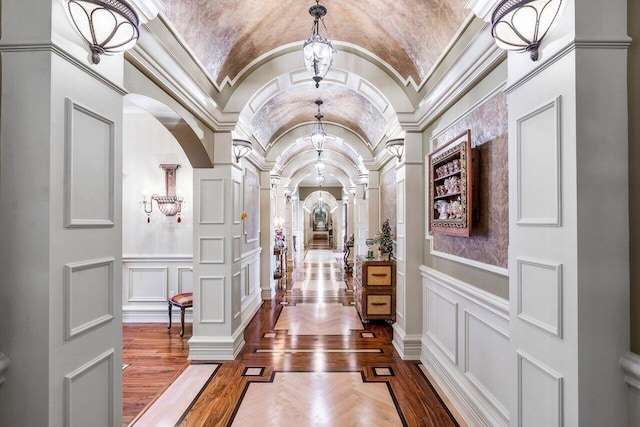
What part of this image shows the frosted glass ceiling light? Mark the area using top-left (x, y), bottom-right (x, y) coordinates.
top-left (66, 0), bottom-right (140, 64)
top-left (385, 138), bottom-right (405, 162)
top-left (311, 100), bottom-right (327, 153)
top-left (303, 0), bottom-right (336, 88)
top-left (232, 139), bottom-right (252, 163)
top-left (491, 0), bottom-right (563, 61)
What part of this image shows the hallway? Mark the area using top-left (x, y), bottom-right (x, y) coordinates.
top-left (124, 247), bottom-right (460, 426)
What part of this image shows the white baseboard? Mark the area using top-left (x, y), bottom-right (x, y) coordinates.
top-left (391, 324), bottom-right (422, 360)
top-left (188, 328), bottom-right (245, 361)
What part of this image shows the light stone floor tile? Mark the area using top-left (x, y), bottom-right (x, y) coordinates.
top-left (275, 303), bottom-right (363, 335)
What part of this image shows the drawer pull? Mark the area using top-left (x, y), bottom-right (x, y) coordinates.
top-left (371, 302), bottom-right (387, 306)
top-left (371, 273), bottom-right (388, 277)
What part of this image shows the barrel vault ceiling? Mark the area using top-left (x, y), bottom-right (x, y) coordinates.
top-left (160, 0), bottom-right (472, 189)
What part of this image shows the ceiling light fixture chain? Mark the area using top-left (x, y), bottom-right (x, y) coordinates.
top-left (303, 0), bottom-right (336, 88)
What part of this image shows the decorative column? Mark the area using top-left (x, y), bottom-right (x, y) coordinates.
top-left (284, 190), bottom-right (294, 273)
top-left (259, 171), bottom-right (275, 299)
top-left (367, 170), bottom-right (381, 237)
top-left (392, 132), bottom-right (424, 359)
top-left (353, 184), bottom-right (369, 256)
top-left (189, 131), bottom-right (245, 360)
top-left (482, 0), bottom-right (631, 424)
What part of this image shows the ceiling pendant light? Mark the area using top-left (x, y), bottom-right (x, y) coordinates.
top-left (303, 0), bottom-right (336, 88)
top-left (66, 0), bottom-right (140, 64)
top-left (316, 174), bottom-right (325, 187)
top-left (311, 100), bottom-right (327, 153)
top-left (315, 153), bottom-right (326, 175)
top-left (491, 0), bottom-right (563, 61)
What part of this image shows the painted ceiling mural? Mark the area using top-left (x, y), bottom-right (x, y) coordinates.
top-left (162, 0), bottom-right (470, 86)
top-left (251, 83), bottom-right (386, 147)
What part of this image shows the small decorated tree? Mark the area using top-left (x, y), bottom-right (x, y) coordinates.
top-left (378, 219), bottom-right (394, 258)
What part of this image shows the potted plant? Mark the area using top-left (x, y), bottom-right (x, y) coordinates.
top-left (378, 219), bottom-right (394, 260)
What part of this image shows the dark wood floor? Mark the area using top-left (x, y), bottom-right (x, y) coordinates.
top-left (123, 245), bottom-right (458, 426)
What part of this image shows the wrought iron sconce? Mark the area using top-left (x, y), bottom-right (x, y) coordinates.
top-left (142, 163), bottom-right (184, 223)
top-left (385, 138), bottom-right (405, 162)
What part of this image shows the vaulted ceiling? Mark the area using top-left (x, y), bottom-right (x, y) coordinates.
top-left (160, 0), bottom-right (473, 191)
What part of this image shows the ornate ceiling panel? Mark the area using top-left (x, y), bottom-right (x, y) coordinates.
top-left (162, 0), bottom-right (470, 86)
top-left (251, 82), bottom-right (386, 147)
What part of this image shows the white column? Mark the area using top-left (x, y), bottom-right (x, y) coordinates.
top-left (189, 132), bottom-right (245, 360)
top-left (392, 133), bottom-right (424, 360)
top-left (353, 184), bottom-right (369, 257)
top-left (367, 170), bottom-right (381, 237)
top-left (285, 193), bottom-right (294, 271)
top-left (259, 171), bottom-right (275, 299)
top-left (503, 1), bottom-right (630, 424)
top-left (0, 2), bottom-right (131, 425)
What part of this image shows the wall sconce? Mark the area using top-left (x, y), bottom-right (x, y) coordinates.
top-left (270, 174), bottom-right (281, 188)
top-left (141, 164), bottom-right (184, 223)
top-left (358, 173), bottom-right (369, 187)
top-left (66, 0), bottom-right (140, 64)
top-left (232, 139), bottom-right (252, 163)
top-left (385, 138), bottom-right (405, 162)
top-left (491, 0), bottom-right (563, 61)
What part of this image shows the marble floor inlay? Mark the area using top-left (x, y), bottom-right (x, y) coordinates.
top-left (275, 302), bottom-right (363, 335)
top-left (231, 372), bottom-right (404, 426)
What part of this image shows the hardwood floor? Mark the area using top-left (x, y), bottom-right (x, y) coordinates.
top-left (123, 247), bottom-right (459, 426)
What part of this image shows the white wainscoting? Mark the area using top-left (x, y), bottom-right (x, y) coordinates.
top-left (240, 248), bottom-right (263, 328)
top-left (420, 266), bottom-right (510, 427)
top-left (122, 255), bottom-right (193, 323)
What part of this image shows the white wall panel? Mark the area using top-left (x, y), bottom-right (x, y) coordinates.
top-left (517, 257), bottom-right (563, 337)
top-left (200, 179), bottom-right (224, 224)
top-left (233, 179), bottom-right (241, 225)
top-left (233, 236), bottom-right (241, 262)
top-left (233, 271), bottom-right (242, 320)
top-left (516, 97), bottom-right (562, 226)
top-left (465, 310), bottom-right (510, 418)
top-left (65, 98), bottom-right (114, 227)
top-left (395, 235), bottom-right (405, 262)
top-left (178, 267), bottom-right (193, 293)
top-left (518, 350), bottom-right (563, 427)
top-left (397, 179), bottom-right (405, 223)
top-left (199, 277), bottom-right (225, 323)
top-left (127, 266), bottom-right (168, 302)
top-left (65, 349), bottom-right (114, 427)
top-left (65, 258), bottom-right (114, 340)
top-left (199, 237), bottom-right (225, 264)
top-left (396, 272), bottom-right (405, 321)
top-left (426, 287), bottom-right (458, 364)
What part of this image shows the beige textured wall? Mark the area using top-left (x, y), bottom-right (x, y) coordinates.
top-left (628, 0), bottom-right (640, 353)
top-left (422, 61), bottom-right (509, 299)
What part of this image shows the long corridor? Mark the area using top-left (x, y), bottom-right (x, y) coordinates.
top-left (124, 246), bottom-right (460, 426)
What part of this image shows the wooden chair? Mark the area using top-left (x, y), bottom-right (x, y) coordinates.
top-left (167, 292), bottom-right (193, 337)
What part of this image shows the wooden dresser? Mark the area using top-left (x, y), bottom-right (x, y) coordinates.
top-left (353, 255), bottom-right (396, 323)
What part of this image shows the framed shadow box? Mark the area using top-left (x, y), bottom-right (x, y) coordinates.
top-left (428, 129), bottom-right (477, 237)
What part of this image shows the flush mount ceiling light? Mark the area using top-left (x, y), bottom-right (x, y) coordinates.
top-left (303, 0), bottom-right (336, 88)
top-left (66, 0), bottom-right (140, 64)
top-left (385, 138), bottom-right (405, 162)
top-left (232, 139), bottom-right (252, 163)
top-left (491, 0), bottom-right (563, 61)
top-left (311, 100), bottom-right (327, 153)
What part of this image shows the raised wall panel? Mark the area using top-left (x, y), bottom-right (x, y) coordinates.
top-left (178, 267), bottom-right (193, 293)
top-left (397, 180), bottom-right (405, 223)
top-left (200, 179), bottom-right (225, 224)
top-left (516, 97), bottom-right (562, 226)
top-left (517, 257), bottom-right (563, 337)
top-left (465, 310), bottom-right (510, 418)
top-left (127, 266), bottom-right (168, 302)
top-left (200, 237), bottom-right (225, 264)
top-left (426, 287), bottom-right (458, 364)
top-left (64, 98), bottom-right (114, 228)
top-left (65, 258), bottom-right (114, 340)
top-left (65, 349), bottom-right (114, 427)
top-left (518, 350), bottom-right (563, 427)
top-left (199, 277), bottom-right (225, 323)
top-left (396, 272), bottom-right (405, 321)
top-left (233, 271), bottom-right (242, 320)
top-left (396, 235), bottom-right (405, 262)
top-left (233, 179), bottom-right (241, 225)
top-left (233, 236), bottom-right (241, 262)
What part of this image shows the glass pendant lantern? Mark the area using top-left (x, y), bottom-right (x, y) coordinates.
top-left (303, 0), bottom-right (336, 88)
